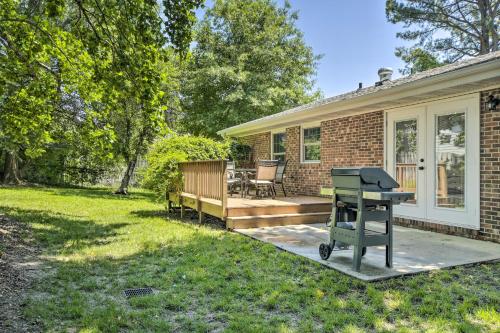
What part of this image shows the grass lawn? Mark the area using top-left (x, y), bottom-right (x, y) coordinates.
top-left (0, 186), bottom-right (498, 332)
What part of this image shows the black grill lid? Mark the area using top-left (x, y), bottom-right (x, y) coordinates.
top-left (331, 167), bottom-right (400, 189)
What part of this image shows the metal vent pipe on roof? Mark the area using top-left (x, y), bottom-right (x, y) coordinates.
top-left (378, 67), bottom-right (393, 82)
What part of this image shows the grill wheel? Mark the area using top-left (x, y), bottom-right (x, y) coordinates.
top-left (319, 243), bottom-right (332, 260)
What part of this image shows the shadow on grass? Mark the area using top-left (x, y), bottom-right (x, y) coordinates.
top-left (20, 225), bottom-right (498, 333)
top-left (48, 187), bottom-right (158, 202)
top-left (0, 185), bottom-right (158, 203)
top-left (130, 209), bottom-right (170, 219)
top-left (0, 206), bottom-right (128, 255)
top-left (1, 187), bottom-right (496, 331)
top-left (130, 208), bottom-right (227, 231)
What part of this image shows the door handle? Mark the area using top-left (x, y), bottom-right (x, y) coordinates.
top-left (418, 166), bottom-right (425, 170)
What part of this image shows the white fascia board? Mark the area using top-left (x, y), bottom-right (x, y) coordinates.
top-left (218, 60), bottom-right (500, 137)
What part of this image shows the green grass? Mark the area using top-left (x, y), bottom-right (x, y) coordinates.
top-left (0, 186), bottom-right (498, 332)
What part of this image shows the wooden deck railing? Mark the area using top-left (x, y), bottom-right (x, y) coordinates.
top-left (395, 162), bottom-right (448, 202)
top-left (174, 160), bottom-right (228, 221)
top-left (395, 163), bottom-right (417, 194)
top-left (179, 160), bottom-right (228, 201)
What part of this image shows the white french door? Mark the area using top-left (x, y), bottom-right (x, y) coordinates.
top-left (386, 95), bottom-right (480, 229)
top-left (387, 107), bottom-right (427, 218)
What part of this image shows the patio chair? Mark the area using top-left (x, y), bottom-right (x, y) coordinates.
top-left (273, 159), bottom-right (288, 197)
top-left (227, 161), bottom-right (242, 196)
top-left (246, 160), bottom-right (278, 199)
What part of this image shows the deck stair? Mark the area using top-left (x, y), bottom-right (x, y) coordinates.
top-left (226, 196), bottom-right (332, 229)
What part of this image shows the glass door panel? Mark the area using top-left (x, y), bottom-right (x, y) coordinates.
top-left (434, 113), bottom-right (466, 209)
top-left (386, 108), bottom-right (426, 219)
top-left (395, 120), bottom-right (418, 204)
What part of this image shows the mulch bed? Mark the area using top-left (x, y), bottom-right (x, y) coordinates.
top-left (0, 214), bottom-right (42, 332)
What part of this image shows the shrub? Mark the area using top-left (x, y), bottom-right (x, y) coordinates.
top-left (229, 140), bottom-right (252, 162)
top-left (21, 145), bottom-right (118, 186)
top-left (141, 135), bottom-right (229, 198)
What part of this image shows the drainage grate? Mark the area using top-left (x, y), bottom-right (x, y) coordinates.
top-left (123, 287), bottom-right (154, 298)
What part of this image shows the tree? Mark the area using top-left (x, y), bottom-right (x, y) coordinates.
top-left (386, 0), bottom-right (500, 73)
top-left (0, 0), bottom-right (105, 184)
top-left (0, 0), bottom-right (203, 189)
top-left (395, 47), bottom-right (443, 75)
top-left (108, 0), bottom-right (203, 194)
top-left (179, 0), bottom-right (321, 137)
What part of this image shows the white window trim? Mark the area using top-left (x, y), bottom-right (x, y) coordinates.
top-left (271, 130), bottom-right (287, 161)
top-left (301, 123), bottom-right (321, 164)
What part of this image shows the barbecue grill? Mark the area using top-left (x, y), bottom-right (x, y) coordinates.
top-left (319, 167), bottom-right (414, 272)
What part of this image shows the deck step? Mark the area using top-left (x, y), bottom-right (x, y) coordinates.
top-left (227, 212), bottom-right (331, 229)
top-left (227, 203), bottom-right (332, 217)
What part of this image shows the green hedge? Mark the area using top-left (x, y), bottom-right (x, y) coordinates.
top-left (141, 135), bottom-right (229, 198)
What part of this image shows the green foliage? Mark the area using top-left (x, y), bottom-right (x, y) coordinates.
top-left (395, 47), bottom-right (443, 75)
top-left (0, 0), bottom-right (205, 186)
top-left (229, 140), bottom-right (252, 162)
top-left (0, 0), bottom-right (106, 160)
top-left (386, 0), bottom-right (500, 73)
top-left (142, 135), bottom-right (229, 196)
top-left (163, 0), bottom-right (205, 56)
top-left (179, 0), bottom-right (321, 137)
top-left (18, 143), bottom-right (119, 186)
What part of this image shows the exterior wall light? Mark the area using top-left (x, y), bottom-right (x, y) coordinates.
top-left (487, 95), bottom-right (499, 111)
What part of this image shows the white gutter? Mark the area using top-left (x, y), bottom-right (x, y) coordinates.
top-left (218, 58), bottom-right (500, 137)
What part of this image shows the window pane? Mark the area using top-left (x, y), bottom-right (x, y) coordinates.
top-left (435, 113), bottom-right (465, 209)
top-left (305, 145), bottom-right (320, 161)
top-left (273, 133), bottom-right (286, 155)
top-left (304, 127), bottom-right (320, 144)
top-left (395, 119), bottom-right (417, 204)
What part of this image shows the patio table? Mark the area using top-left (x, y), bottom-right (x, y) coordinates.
top-left (235, 168), bottom-right (256, 197)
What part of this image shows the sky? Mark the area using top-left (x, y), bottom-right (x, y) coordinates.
top-left (196, 0), bottom-right (410, 97)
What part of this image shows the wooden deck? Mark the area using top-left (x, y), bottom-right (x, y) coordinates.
top-left (169, 160), bottom-right (332, 229)
top-left (170, 192), bottom-right (332, 229)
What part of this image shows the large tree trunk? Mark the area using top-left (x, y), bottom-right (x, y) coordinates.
top-left (115, 158), bottom-right (137, 195)
top-left (3, 151), bottom-right (21, 185)
top-left (115, 117), bottom-right (147, 195)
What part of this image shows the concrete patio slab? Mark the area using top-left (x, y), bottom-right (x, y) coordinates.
top-left (236, 223), bottom-right (500, 281)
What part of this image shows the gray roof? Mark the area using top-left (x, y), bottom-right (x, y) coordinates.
top-left (219, 51), bottom-right (500, 135)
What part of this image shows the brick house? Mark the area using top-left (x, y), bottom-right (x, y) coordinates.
top-left (218, 51), bottom-right (500, 243)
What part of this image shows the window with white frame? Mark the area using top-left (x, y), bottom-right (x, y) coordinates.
top-left (302, 126), bottom-right (321, 162)
top-left (272, 132), bottom-right (286, 161)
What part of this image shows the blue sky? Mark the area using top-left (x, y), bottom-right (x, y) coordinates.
top-left (196, 0), bottom-right (409, 97)
top-left (287, 0), bottom-right (408, 96)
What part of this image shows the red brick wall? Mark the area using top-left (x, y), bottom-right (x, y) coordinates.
top-left (240, 132), bottom-right (271, 162)
top-left (320, 111), bottom-right (385, 187)
top-left (479, 88), bottom-right (500, 242)
top-left (284, 126), bottom-right (323, 195)
top-left (282, 111), bottom-right (385, 196)
top-left (238, 92), bottom-right (500, 242)
top-left (241, 112), bottom-right (385, 195)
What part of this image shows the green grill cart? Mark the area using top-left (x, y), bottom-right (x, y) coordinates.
top-left (319, 167), bottom-right (414, 272)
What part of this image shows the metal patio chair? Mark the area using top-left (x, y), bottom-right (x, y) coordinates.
top-left (245, 160), bottom-right (278, 199)
top-left (227, 161), bottom-right (242, 196)
top-left (273, 159), bottom-right (289, 197)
